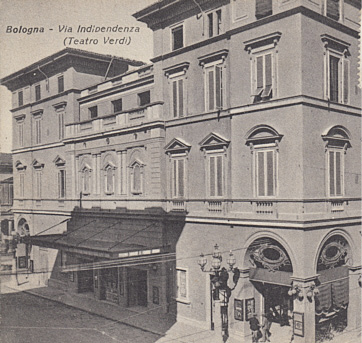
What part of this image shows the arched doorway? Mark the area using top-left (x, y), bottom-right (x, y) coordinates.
top-left (315, 234), bottom-right (350, 340)
top-left (246, 237), bottom-right (294, 327)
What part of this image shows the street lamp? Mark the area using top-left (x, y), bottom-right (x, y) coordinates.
top-left (197, 244), bottom-right (240, 341)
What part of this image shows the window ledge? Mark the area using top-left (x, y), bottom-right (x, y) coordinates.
top-left (175, 298), bottom-right (191, 305)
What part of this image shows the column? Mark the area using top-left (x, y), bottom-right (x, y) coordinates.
top-left (117, 151), bottom-right (122, 195)
top-left (292, 280), bottom-right (316, 343)
top-left (96, 154), bottom-right (101, 194)
top-left (347, 268), bottom-right (361, 331)
top-left (75, 156), bottom-right (79, 197)
top-left (92, 154), bottom-right (97, 195)
top-left (121, 150), bottom-right (127, 195)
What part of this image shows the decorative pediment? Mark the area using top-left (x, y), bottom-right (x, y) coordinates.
top-left (322, 125), bottom-right (351, 149)
top-left (321, 34), bottom-right (350, 55)
top-left (199, 133), bottom-right (230, 151)
top-left (31, 109), bottom-right (43, 118)
top-left (15, 160), bottom-right (27, 171)
top-left (14, 114), bottom-right (26, 122)
top-left (53, 155), bottom-right (66, 167)
top-left (244, 32), bottom-right (282, 53)
top-left (52, 101), bottom-right (67, 111)
top-left (198, 49), bottom-right (228, 66)
top-left (245, 125), bottom-right (283, 146)
top-left (32, 159), bottom-right (44, 169)
top-left (165, 138), bottom-right (191, 155)
top-left (164, 62), bottom-right (190, 77)
top-left (103, 161), bottom-right (116, 170)
top-left (80, 163), bottom-right (92, 172)
top-left (130, 158), bottom-right (145, 167)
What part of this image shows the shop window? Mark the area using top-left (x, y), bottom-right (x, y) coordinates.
top-left (255, 0), bottom-right (272, 19)
top-left (171, 24), bottom-right (184, 51)
top-left (89, 106), bottom-right (98, 119)
top-left (112, 99), bottom-right (123, 113)
top-left (138, 91), bottom-right (150, 107)
top-left (35, 84), bottom-right (41, 101)
top-left (58, 75), bottom-right (64, 93)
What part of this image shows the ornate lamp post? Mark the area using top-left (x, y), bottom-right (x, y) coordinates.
top-left (197, 244), bottom-right (240, 341)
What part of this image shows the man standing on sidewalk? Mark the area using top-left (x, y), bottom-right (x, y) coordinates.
top-left (249, 313), bottom-right (260, 343)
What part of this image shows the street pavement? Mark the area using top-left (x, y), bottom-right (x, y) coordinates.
top-left (0, 291), bottom-right (161, 343)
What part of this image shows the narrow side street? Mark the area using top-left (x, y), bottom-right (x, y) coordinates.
top-left (0, 291), bottom-right (161, 343)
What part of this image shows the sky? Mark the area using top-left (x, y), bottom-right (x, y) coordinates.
top-left (0, 0), bottom-right (156, 153)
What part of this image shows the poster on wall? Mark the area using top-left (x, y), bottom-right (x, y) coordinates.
top-left (293, 312), bottom-right (304, 337)
top-left (234, 299), bottom-right (244, 321)
top-left (245, 298), bottom-right (255, 321)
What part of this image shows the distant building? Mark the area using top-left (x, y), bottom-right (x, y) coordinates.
top-left (0, 153), bottom-right (14, 245)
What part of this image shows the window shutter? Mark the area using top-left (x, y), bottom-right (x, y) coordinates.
top-left (329, 151), bottom-right (335, 195)
top-left (210, 156), bottom-right (216, 196)
top-left (173, 160), bottom-right (177, 196)
top-left (178, 79), bottom-right (184, 117)
top-left (208, 13), bottom-right (213, 37)
top-left (217, 155), bottom-right (223, 196)
top-left (258, 151), bottom-right (265, 196)
top-left (266, 151), bottom-right (274, 196)
top-left (326, 0), bottom-right (340, 21)
top-left (335, 151), bottom-right (342, 195)
top-left (178, 159), bottom-right (184, 197)
top-left (329, 55), bottom-right (339, 102)
top-left (215, 66), bottom-right (223, 108)
top-left (208, 70), bottom-right (215, 110)
top-left (58, 171), bottom-right (60, 197)
top-left (172, 81), bottom-right (178, 117)
top-left (256, 56), bottom-right (264, 91)
top-left (265, 54), bottom-right (272, 87)
top-left (255, 0), bottom-right (272, 19)
top-left (343, 59), bottom-right (349, 104)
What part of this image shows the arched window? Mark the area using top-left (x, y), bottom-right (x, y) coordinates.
top-left (80, 165), bottom-right (92, 195)
top-left (130, 160), bottom-right (144, 195)
top-left (322, 126), bottom-right (351, 197)
top-left (103, 162), bottom-right (116, 195)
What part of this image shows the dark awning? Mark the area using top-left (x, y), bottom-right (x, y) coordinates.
top-left (249, 267), bottom-right (292, 286)
top-left (27, 218), bottom-right (165, 259)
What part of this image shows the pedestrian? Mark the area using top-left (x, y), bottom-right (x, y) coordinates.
top-left (261, 312), bottom-right (272, 342)
top-left (249, 313), bottom-right (261, 343)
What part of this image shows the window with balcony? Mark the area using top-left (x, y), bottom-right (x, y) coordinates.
top-left (58, 75), bottom-right (64, 93)
top-left (207, 9), bottom-right (222, 38)
top-left (322, 125), bottom-right (351, 198)
top-left (138, 91), bottom-right (150, 107)
top-left (89, 106), bottom-right (98, 119)
top-left (171, 24), bottom-right (184, 51)
top-left (322, 34), bottom-right (350, 104)
top-left (172, 158), bottom-right (186, 198)
top-left (256, 0), bottom-right (272, 19)
top-left (246, 125), bottom-right (283, 198)
top-left (35, 84), bottom-right (41, 101)
top-left (112, 99), bottom-right (123, 113)
top-left (244, 32), bottom-right (281, 103)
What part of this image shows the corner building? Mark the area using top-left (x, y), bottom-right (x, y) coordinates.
top-left (134, 0), bottom-right (361, 342)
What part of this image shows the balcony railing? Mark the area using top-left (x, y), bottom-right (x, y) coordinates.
top-left (66, 102), bottom-right (163, 138)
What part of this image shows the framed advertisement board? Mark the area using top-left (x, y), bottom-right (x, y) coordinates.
top-left (234, 299), bottom-right (244, 321)
top-left (293, 312), bottom-right (304, 337)
top-left (245, 298), bottom-right (255, 321)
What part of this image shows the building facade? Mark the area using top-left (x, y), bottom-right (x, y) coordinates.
top-left (134, 0), bottom-right (361, 342)
top-left (1, 1), bottom-right (361, 342)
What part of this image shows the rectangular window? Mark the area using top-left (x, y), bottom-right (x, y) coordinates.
top-left (18, 122), bottom-right (24, 147)
top-left (35, 85), bottom-right (41, 101)
top-left (177, 269), bottom-right (188, 300)
top-left (255, 0), bottom-right (272, 19)
top-left (83, 170), bottom-right (90, 194)
top-left (256, 150), bottom-right (275, 197)
top-left (208, 13), bottom-right (213, 37)
top-left (20, 174), bottom-right (25, 198)
top-left (329, 150), bottom-right (343, 196)
top-left (18, 91), bottom-right (23, 107)
top-left (172, 79), bottom-right (184, 117)
top-left (172, 25), bottom-right (183, 50)
top-left (36, 172), bottom-right (42, 198)
top-left (35, 120), bottom-right (42, 144)
top-left (112, 99), bottom-right (123, 113)
top-left (59, 112), bottom-right (64, 140)
top-left (58, 170), bottom-right (66, 198)
top-left (208, 10), bottom-right (222, 38)
top-left (172, 159), bottom-right (185, 198)
top-left (89, 106), bottom-right (98, 119)
top-left (209, 155), bottom-right (223, 197)
top-left (255, 53), bottom-right (273, 101)
top-left (327, 53), bottom-right (349, 104)
top-left (58, 76), bottom-right (64, 93)
top-left (206, 64), bottom-right (223, 111)
top-left (132, 164), bottom-right (142, 194)
top-left (138, 91), bottom-right (150, 107)
top-left (326, 0), bottom-right (340, 21)
top-left (105, 168), bottom-right (114, 194)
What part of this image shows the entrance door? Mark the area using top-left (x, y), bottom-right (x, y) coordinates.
top-left (127, 268), bottom-right (148, 307)
top-left (264, 285), bottom-right (292, 326)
